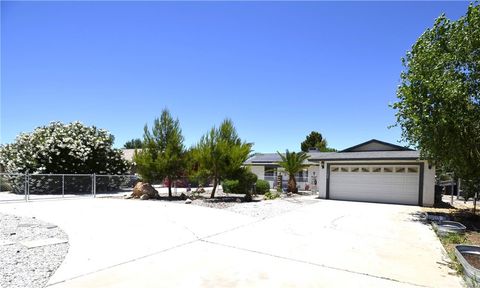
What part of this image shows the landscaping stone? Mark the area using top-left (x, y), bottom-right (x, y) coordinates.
top-left (131, 182), bottom-right (158, 199)
top-left (185, 198), bottom-right (192, 204)
top-left (140, 194), bottom-right (150, 200)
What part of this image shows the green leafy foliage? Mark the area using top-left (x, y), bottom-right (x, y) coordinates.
top-left (264, 191), bottom-right (280, 200)
top-left (393, 3), bottom-right (480, 187)
top-left (134, 109), bottom-right (186, 197)
top-left (0, 121), bottom-right (128, 175)
top-left (191, 119), bottom-right (253, 198)
top-left (0, 122), bottom-right (129, 194)
top-left (277, 150), bottom-right (309, 193)
top-left (222, 179), bottom-right (239, 194)
top-left (255, 179), bottom-right (270, 194)
top-left (123, 138), bottom-right (143, 149)
top-left (462, 180), bottom-right (480, 201)
top-left (221, 171), bottom-right (258, 197)
top-left (300, 131), bottom-right (336, 152)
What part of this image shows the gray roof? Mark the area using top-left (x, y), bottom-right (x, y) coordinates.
top-left (308, 150), bottom-right (420, 161)
top-left (121, 149), bottom-right (138, 162)
top-left (245, 150), bottom-right (420, 165)
top-left (244, 152), bottom-right (323, 165)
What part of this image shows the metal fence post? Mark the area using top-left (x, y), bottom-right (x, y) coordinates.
top-left (93, 173), bottom-right (96, 198)
top-left (26, 173), bottom-right (30, 201)
top-left (24, 173), bottom-right (28, 202)
top-left (62, 174), bottom-right (65, 197)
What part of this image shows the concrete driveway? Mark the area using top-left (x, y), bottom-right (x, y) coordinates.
top-left (0, 198), bottom-right (462, 287)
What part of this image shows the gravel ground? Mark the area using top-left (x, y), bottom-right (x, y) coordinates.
top-left (223, 194), bottom-right (319, 218)
top-left (0, 213), bottom-right (69, 288)
top-left (126, 188), bottom-right (320, 219)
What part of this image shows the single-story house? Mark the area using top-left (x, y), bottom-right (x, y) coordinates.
top-left (244, 139), bottom-right (435, 206)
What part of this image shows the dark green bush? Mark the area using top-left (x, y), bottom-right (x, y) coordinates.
top-left (255, 179), bottom-right (270, 194)
top-left (0, 176), bottom-right (12, 192)
top-left (222, 170), bottom-right (258, 195)
top-left (222, 179), bottom-right (240, 194)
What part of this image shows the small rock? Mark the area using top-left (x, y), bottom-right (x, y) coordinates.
top-left (140, 194), bottom-right (150, 200)
top-left (185, 198), bottom-right (192, 204)
top-left (10, 232), bottom-right (16, 236)
top-left (179, 193), bottom-right (187, 200)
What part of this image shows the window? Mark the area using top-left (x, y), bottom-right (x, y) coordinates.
top-left (350, 167), bottom-right (360, 172)
top-left (340, 167), bottom-right (349, 172)
top-left (372, 167), bottom-right (381, 173)
top-left (383, 167), bottom-right (393, 172)
top-left (264, 167), bottom-right (276, 176)
top-left (331, 167), bottom-right (339, 172)
top-left (395, 167), bottom-right (406, 173)
top-left (264, 167), bottom-right (277, 180)
top-left (361, 167), bottom-right (370, 172)
top-left (407, 167), bottom-right (418, 173)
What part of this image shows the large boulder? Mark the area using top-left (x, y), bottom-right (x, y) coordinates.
top-left (131, 182), bottom-right (158, 199)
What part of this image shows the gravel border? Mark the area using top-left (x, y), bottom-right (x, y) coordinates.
top-left (121, 188), bottom-right (320, 219)
top-left (0, 213), bottom-right (69, 288)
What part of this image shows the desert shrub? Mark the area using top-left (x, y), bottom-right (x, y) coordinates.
top-left (264, 191), bottom-right (280, 200)
top-left (222, 170), bottom-right (258, 196)
top-left (255, 179), bottom-right (270, 194)
top-left (0, 121), bottom-right (129, 194)
top-left (222, 179), bottom-right (240, 194)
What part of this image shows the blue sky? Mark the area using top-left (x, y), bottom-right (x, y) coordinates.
top-left (0, 1), bottom-right (471, 152)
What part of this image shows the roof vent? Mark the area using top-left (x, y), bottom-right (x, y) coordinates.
top-left (308, 147), bottom-right (319, 152)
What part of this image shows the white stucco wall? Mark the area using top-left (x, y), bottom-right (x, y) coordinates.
top-left (249, 165), bottom-right (265, 181)
top-left (317, 163), bottom-right (327, 198)
top-left (423, 163), bottom-right (435, 207)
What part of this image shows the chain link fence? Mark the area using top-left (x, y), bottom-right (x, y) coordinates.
top-left (0, 173), bottom-right (138, 202)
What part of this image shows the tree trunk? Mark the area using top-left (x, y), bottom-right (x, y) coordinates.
top-left (210, 177), bottom-right (218, 198)
top-left (168, 179), bottom-right (172, 198)
top-left (474, 191), bottom-right (477, 215)
top-left (288, 174), bottom-right (297, 193)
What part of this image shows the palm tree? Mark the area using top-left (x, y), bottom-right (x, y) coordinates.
top-left (277, 150), bottom-right (310, 193)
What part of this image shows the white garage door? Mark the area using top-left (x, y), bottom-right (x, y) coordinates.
top-left (329, 165), bottom-right (420, 205)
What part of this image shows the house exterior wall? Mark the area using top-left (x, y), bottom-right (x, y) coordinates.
top-left (317, 163), bottom-right (327, 198)
top-left (423, 164), bottom-right (435, 206)
top-left (317, 160), bottom-right (435, 206)
top-left (249, 165), bottom-right (265, 181)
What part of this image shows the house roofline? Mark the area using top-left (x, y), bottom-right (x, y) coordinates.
top-left (341, 139), bottom-right (414, 152)
top-left (308, 157), bottom-right (420, 162)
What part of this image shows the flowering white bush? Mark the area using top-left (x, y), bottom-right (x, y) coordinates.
top-left (0, 121), bottom-right (129, 175)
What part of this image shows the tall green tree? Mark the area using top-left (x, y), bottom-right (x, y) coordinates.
top-left (301, 131), bottom-right (336, 152)
top-left (192, 119), bottom-right (252, 198)
top-left (134, 109), bottom-right (186, 198)
top-left (277, 150), bottom-right (309, 193)
top-left (124, 138), bottom-right (143, 149)
top-left (393, 3), bottom-right (480, 207)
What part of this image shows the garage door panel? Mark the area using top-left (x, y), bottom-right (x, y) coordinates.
top-left (329, 165), bottom-right (420, 205)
